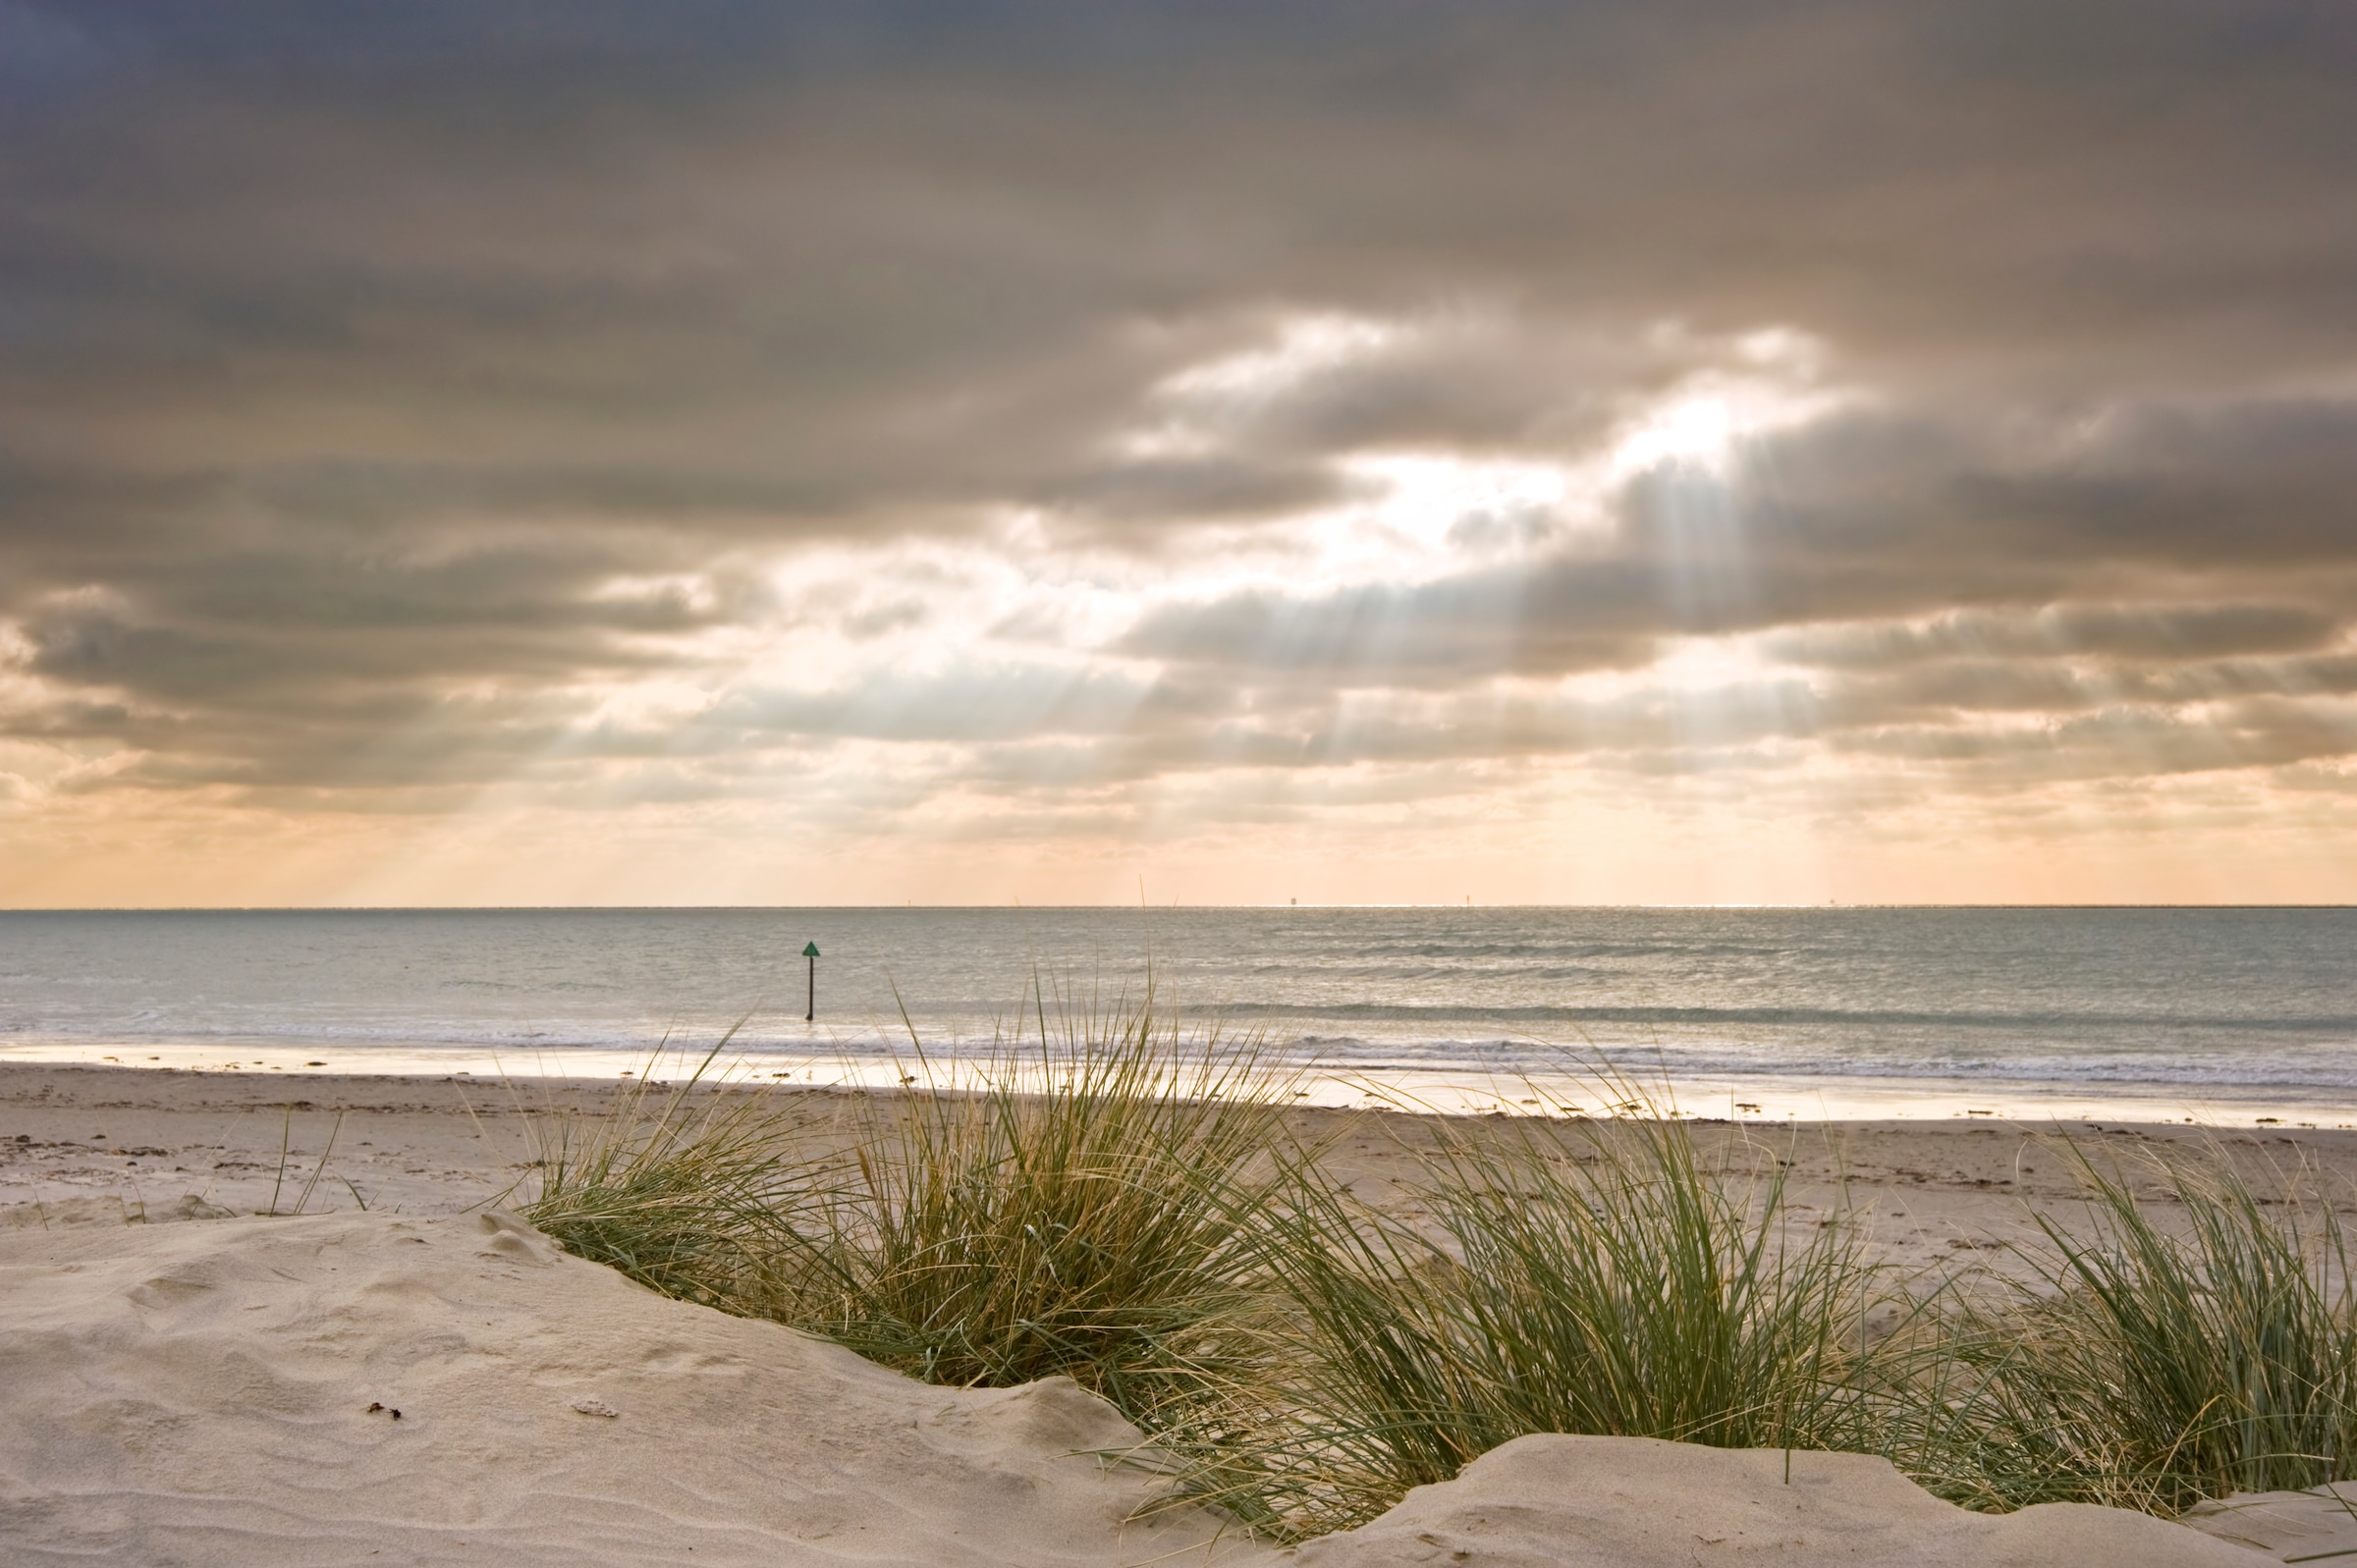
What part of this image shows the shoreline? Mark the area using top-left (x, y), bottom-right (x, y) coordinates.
top-left (7, 1040), bottom-right (2352, 1130)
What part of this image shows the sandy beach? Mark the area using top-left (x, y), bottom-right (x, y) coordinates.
top-left (7, 1060), bottom-right (2357, 1566)
top-left (10, 1061), bottom-right (2357, 1270)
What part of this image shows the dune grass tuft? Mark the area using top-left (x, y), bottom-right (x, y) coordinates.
top-left (1888, 1135), bottom-right (2357, 1515)
top-left (762, 986), bottom-right (1301, 1435)
top-left (521, 985), bottom-right (1304, 1445)
top-left (519, 1038), bottom-right (838, 1313)
top-left (1179, 1081), bottom-right (1893, 1536)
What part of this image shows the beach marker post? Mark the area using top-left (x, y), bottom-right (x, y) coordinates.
top-left (803, 941), bottom-right (821, 1021)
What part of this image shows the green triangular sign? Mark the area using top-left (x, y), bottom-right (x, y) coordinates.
top-left (802, 942), bottom-right (821, 957)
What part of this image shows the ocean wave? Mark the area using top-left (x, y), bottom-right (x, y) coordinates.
top-left (1257, 1033), bottom-right (2357, 1091)
top-left (12, 1013), bottom-right (2357, 1093)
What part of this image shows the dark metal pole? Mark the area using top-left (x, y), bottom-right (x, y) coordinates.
top-left (806, 953), bottom-right (814, 1021)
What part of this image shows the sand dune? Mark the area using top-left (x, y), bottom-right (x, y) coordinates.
top-left (0, 1203), bottom-right (2294, 1567)
top-left (2181, 1485), bottom-right (2357, 1562)
top-left (0, 1208), bottom-right (1267, 1567)
top-left (1296, 1435), bottom-right (2271, 1567)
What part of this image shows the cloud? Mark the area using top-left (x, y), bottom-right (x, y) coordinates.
top-left (2, 1), bottom-right (2355, 897)
top-left (1766, 605), bottom-right (2345, 670)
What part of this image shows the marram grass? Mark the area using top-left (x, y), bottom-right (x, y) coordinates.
top-left (517, 1015), bottom-right (2357, 1540)
top-left (1174, 1080), bottom-right (1900, 1537)
top-left (757, 989), bottom-right (1303, 1433)
top-left (523, 984), bottom-right (1307, 1448)
top-left (516, 1034), bottom-right (842, 1313)
top-left (1878, 1134), bottom-right (2357, 1515)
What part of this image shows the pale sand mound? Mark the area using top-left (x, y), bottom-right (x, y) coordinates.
top-left (2182, 1484), bottom-right (2357, 1561)
top-left (0, 1209), bottom-right (1272, 1567)
top-left (0, 1209), bottom-right (2289, 1567)
top-left (1292, 1434), bottom-right (2274, 1567)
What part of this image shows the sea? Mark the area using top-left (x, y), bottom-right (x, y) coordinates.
top-left (2, 906), bottom-right (2352, 1122)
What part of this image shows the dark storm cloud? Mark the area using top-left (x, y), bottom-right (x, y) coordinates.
top-left (3, 0), bottom-right (2355, 802)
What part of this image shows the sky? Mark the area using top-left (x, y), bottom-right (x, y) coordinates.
top-left (3, 1), bottom-right (2355, 907)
